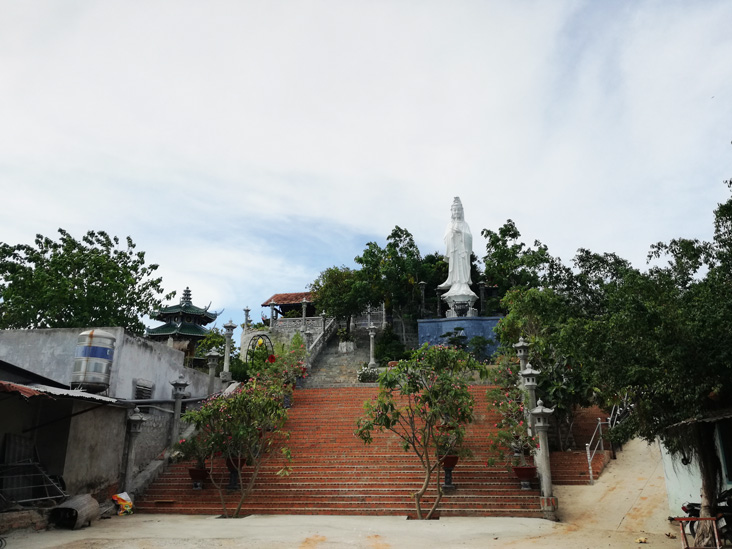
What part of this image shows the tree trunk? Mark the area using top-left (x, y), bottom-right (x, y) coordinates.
top-left (694, 422), bottom-right (721, 547)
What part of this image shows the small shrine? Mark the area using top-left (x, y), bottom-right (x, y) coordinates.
top-left (146, 287), bottom-right (219, 358)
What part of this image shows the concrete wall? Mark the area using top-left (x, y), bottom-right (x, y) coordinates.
top-left (0, 328), bottom-right (211, 400)
top-left (63, 401), bottom-right (127, 496)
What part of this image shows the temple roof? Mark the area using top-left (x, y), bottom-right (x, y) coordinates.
top-left (150, 287), bottom-right (219, 324)
top-left (146, 322), bottom-right (210, 338)
top-left (261, 292), bottom-right (312, 307)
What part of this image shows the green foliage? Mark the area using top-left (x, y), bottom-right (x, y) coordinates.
top-left (441, 327), bottom-right (467, 349)
top-left (481, 220), bottom-right (557, 314)
top-left (195, 326), bottom-right (249, 382)
top-left (355, 226), bottom-right (423, 339)
top-left (357, 363), bottom-right (379, 383)
top-left (467, 335), bottom-right (494, 362)
top-left (248, 335), bottom-right (308, 389)
top-left (374, 325), bottom-right (408, 366)
top-left (0, 229), bottom-right (173, 335)
top-left (309, 266), bottom-right (364, 334)
top-left (182, 379), bottom-right (291, 517)
top-left (497, 183), bottom-right (732, 514)
top-left (485, 357), bottom-right (538, 468)
top-left (173, 435), bottom-right (210, 469)
top-left (355, 344), bottom-right (488, 519)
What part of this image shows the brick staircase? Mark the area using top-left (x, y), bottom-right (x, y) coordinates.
top-left (550, 406), bottom-right (613, 485)
top-left (136, 386), bottom-right (542, 518)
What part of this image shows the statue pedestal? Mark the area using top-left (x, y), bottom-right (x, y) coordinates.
top-left (417, 316), bottom-right (502, 357)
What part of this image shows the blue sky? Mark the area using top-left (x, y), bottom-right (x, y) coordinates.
top-left (1, 1), bottom-right (731, 345)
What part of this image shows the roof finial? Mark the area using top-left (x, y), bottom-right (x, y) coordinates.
top-left (180, 287), bottom-right (192, 306)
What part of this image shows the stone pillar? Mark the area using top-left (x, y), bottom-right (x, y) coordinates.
top-left (269, 304), bottom-right (276, 329)
top-left (221, 320), bottom-right (236, 383)
top-left (418, 282), bottom-right (426, 317)
top-left (124, 408), bottom-right (146, 492)
top-left (169, 374), bottom-right (189, 448)
top-left (243, 306), bottom-right (251, 328)
top-left (368, 324), bottom-right (377, 367)
top-left (206, 350), bottom-right (221, 396)
top-left (381, 302), bottom-right (387, 329)
top-left (320, 311), bottom-right (327, 333)
top-left (301, 298), bottom-right (308, 330)
top-left (478, 281), bottom-right (486, 316)
top-left (531, 400), bottom-right (557, 520)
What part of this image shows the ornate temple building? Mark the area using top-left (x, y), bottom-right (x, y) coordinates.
top-left (146, 287), bottom-right (219, 359)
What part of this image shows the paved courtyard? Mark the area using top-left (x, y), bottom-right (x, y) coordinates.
top-left (4, 439), bottom-right (682, 549)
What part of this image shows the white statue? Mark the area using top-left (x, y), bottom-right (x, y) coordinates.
top-left (438, 197), bottom-right (478, 316)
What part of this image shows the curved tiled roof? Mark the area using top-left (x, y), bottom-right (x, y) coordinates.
top-left (150, 286), bottom-right (219, 323)
top-left (146, 322), bottom-right (210, 338)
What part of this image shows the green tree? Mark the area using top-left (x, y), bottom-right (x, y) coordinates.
top-left (309, 266), bottom-right (363, 335)
top-left (0, 229), bottom-right (172, 335)
top-left (355, 226), bottom-right (423, 342)
top-left (499, 184), bottom-right (732, 536)
top-left (182, 378), bottom-right (292, 518)
top-left (481, 220), bottom-right (557, 314)
top-left (355, 344), bottom-right (487, 519)
top-left (195, 326), bottom-right (248, 382)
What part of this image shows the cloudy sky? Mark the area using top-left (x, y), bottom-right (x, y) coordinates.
top-left (2, 1), bottom-right (731, 343)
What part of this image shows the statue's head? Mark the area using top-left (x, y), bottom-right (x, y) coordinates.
top-left (450, 197), bottom-right (464, 221)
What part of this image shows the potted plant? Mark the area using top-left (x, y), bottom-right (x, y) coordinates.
top-left (486, 357), bottom-right (539, 488)
top-left (174, 435), bottom-right (211, 487)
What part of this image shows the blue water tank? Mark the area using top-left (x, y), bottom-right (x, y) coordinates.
top-left (71, 329), bottom-right (116, 393)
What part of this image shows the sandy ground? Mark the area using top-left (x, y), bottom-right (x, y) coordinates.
top-left (3, 439), bottom-right (683, 549)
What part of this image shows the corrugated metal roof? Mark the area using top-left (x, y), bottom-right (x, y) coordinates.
top-left (0, 380), bottom-right (119, 404)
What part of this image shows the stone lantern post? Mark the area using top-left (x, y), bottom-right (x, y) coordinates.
top-left (124, 407), bottom-right (146, 492)
top-left (206, 350), bottom-right (221, 396)
top-left (170, 374), bottom-right (189, 447)
top-left (520, 362), bottom-right (541, 428)
top-left (301, 298), bottom-right (308, 330)
top-left (320, 310), bottom-right (327, 333)
top-left (531, 399), bottom-right (557, 520)
top-left (513, 337), bottom-right (530, 370)
top-left (243, 306), bottom-right (251, 328)
top-left (478, 281), bottom-right (486, 316)
top-left (418, 281), bottom-right (426, 316)
top-left (221, 319), bottom-right (236, 383)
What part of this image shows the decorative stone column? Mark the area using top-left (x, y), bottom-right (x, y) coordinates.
top-left (381, 302), bottom-right (387, 329)
top-left (301, 298), bottom-right (308, 331)
top-left (206, 350), bottom-right (221, 396)
top-left (243, 306), bottom-right (251, 328)
top-left (124, 407), bottom-right (146, 492)
top-left (269, 303), bottom-right (276, 329)
top-left (531, 400), bottom-right (557, 520)
top-left (418, 281), bottom-right (426, 317)
top-left (221, 319), bottom-right (236, 383)
top-left (368, 323), bottom-right (377, 368)
top-left (478, 281), bottom-right (486, 316)
top-left (169, 374), bottom-right (189, 448)
top-left (514, 337), bottom-right (529, 370)
top-left (520, 362), bottom-right (540, 429)
top-left (320, 310), bottom-right (327, 333)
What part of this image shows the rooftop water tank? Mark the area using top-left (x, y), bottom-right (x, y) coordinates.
top-left (71, 329), bottom-right (116, 393)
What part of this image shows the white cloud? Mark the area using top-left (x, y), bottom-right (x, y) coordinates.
top-left (2, 0), bottom-right (732, 340)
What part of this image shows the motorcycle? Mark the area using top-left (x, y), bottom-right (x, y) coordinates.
top-left (681, 488), bottom-right (732, 540)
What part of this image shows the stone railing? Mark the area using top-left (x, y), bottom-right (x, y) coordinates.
top-left (307, 317), bottom-right (337, 365)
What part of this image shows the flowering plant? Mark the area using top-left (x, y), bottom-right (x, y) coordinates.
top-left (486, 355), bottom-right (539, 468)
top-left (174, 434), bottom-right (211, 469)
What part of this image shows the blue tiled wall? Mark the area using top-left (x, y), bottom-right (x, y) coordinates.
top-left (417, 316), bottom-right (503, 358)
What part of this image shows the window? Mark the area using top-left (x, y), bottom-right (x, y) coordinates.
top-left (134, 379), bottom-right (154, 400)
